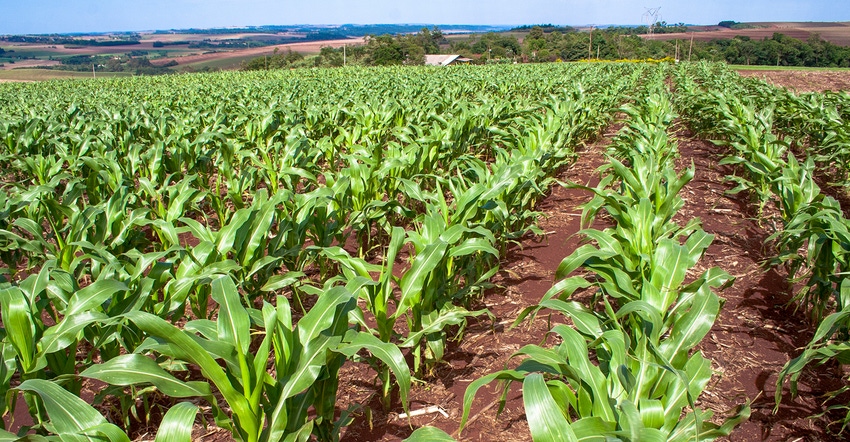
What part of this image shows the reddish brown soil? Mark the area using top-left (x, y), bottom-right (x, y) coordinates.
top-left (737, 69), bottom-right (850, 93)
top-left (0, 59), bottom-right (60, 71)
top-left (675, 130), bottom-right (849, 441)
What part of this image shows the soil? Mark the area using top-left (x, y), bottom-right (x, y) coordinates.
top-left (736, 69), bottom-right (850, 93)
top-left (0, 59), bottom-right (60, 71)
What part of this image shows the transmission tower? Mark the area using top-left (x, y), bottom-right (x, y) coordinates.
top-left (642, 7), bottom-right (662, 35)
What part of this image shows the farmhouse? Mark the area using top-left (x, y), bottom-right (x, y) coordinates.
top-left (424, 54), bottom-right (472, 66)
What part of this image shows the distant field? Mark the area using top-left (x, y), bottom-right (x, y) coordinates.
top-left (178, 53), bottom-right (260, 71)
top-left (736, 67), bottom-right (850, 92)
top-left (1, 47), bottom-right (67, 58)
top-left (0, 69), bottom-right (132, 81)
top-left (155, 38), bottom-right (366, 70)
top-left (731, 64), bottom-right (850, 71)
top-left (0, 59), bottom-right (61, 70)
top-left (644, 22), bottom-right (850, 46)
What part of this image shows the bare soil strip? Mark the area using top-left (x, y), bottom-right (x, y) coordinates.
top-left (675, 128), bottom-right (849, 441)
top-left (737, 70), bottom-right (850, 93)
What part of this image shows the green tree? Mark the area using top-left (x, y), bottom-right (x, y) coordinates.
top-left (367, 35), bottom-right (404, 66)
top-left (523, 26), bottom-right (548, 61)
top-left (318, 46), bottom-right (343, 67)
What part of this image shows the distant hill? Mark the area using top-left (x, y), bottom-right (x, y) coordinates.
top-left (643, 22), bottom-right (850, 46)
top-left (150, 24), bottom-right (511, 37)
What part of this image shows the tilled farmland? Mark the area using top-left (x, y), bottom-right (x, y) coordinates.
top-left (0, 62), bottom-right (849, 441)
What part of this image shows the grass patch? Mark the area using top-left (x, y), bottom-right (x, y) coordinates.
top-left (0, 47), bottom-right (66, 58)
top-left (0, 69), bottom-right (133, 81)
top-left (176, 53), bottom-right (258, 71)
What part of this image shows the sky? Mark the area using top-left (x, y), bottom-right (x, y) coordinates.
top-left (2, 0), bottom-right (849, 35)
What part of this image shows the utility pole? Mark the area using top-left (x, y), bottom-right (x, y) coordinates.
top-left (92, 64), bottom-right (96, 79)
top-left (688, 34), bottom-right (694, 61)
top-left (343, 44), bottom-right (346, 66)
top-left (675, 40), bottom-right (679, 61)
top-left (588, 26), bottom-right (593, 60)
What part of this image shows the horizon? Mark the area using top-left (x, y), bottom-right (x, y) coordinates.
top-left (5, 20), bottom-right (850, 37)
top-left (3, 0), bottom-right (848, 35)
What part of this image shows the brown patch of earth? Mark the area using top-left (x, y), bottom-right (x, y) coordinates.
top-left (644, 22), bottom-right (850, 47)
top-left (674, 129), bottom-right (849, 441)
top-left (149, 38), bottom-right (366, 67)
top-left (737, 69), bottom-right (850, 93)
top-left (0, 59), bottom-right (60, 71)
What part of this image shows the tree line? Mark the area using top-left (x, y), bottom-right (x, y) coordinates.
top-left (243, 25), bottom-right (850, 71)
top-left (242, 27), bottom-right (448, 70)
top-left (452, 26), bottom-right (850, 67)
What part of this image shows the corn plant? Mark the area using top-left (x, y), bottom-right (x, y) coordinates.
top-left (85, 276), bottom-right (409, 442)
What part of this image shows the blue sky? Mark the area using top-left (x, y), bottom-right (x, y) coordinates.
top-left (2, 0), bottom-right (848, 34)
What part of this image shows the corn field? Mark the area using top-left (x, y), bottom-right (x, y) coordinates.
top-left (0, 62), bottom-right (848, 441)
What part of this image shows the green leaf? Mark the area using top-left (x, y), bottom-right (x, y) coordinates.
top-left (570, 417), bottom-right (616, 441)
top-left (279, 333), bottom-right (337, 401)
top-left (40, 311), bottom-right (109, 355)
top-left (523, 373), bottom-right (577, 442)
top-left (646, 240), bottom-right (689, 311)
top-left (154, 402), bottom-right (199, 442)
top-left (16, 379), bottom-right (107, 436)
top-left (80, 354), bottom-right (212, 398)
top-left (403, 426), bottom-right (456, 442)
top-left (460, 370), bottom-right (525, 432)
top-left (122, 311), bottom-right (256, 438)
top-left (398, 241), bottom-right (447, 315)
top-left (336, 331), bottom-right (411, 414)
top-left (64, 279), bottom-right (128, 318)
top-left (0, 287), bottom-right (36, 372)
top-left (297, 285), bottom-right (354, 343)
top-left (210, 276), bottom-right (251, 355)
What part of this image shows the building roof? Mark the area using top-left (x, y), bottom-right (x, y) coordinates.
top-left (424, 54), bottom-right (462, 66)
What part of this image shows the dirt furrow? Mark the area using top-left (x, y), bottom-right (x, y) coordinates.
top-left (675, 127), bottom-right (848, 441)
top-left (337, 127), bottom-right (616, 442)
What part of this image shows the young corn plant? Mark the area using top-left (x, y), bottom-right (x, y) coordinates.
top-left (87, 276), bottom-right (409, 442)
top-left (0, 267), bottom-right (159, 429)
top-left (401, 184), bottom-right (498, 374)
top-left (321, 227), bottom-right (405, 410)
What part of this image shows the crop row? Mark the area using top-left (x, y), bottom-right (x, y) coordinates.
top-left (446, 69), bottom-right (749, 441)
top-left (675, 62), bottom-right (850, 433)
